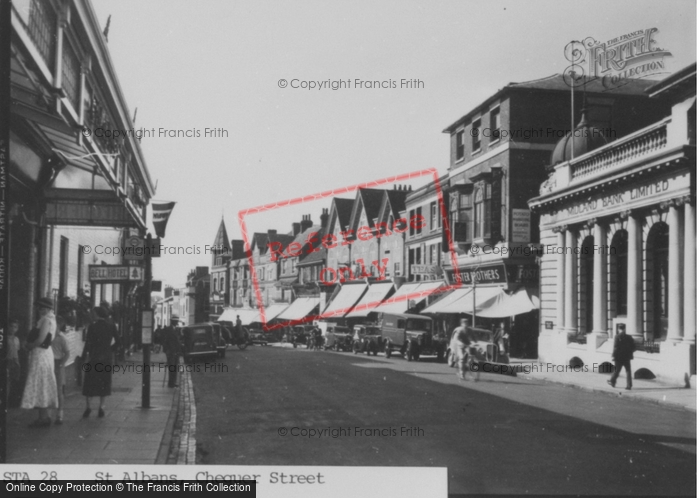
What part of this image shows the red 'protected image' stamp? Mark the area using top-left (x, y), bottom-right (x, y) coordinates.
top-left (237, 168), bottom-right (463, 331)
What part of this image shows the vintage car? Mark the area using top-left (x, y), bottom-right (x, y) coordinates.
top-left (445, 326), bottom-right (510, 371)
top-left (181, 322), bottom-right (226, 362)
top-left (379, 313), bottom-right (445, 361)
top-left (352, 325), bottom-right (383, 356)
top-left (289, 325), bottom-right (315, 348)
top-left (245, 325), bottom-right (269, 346)
top-left (327, 325), bottom-right (354, 352)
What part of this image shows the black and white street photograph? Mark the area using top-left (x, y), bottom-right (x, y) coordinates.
top-left (0, 0), bottom-right (697, 496)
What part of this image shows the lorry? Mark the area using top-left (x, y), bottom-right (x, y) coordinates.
top-left (379, 312), bottom-right (445, 361)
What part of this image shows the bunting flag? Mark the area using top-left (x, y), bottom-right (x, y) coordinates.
top-left (152, 201), bottom-right (176, 238)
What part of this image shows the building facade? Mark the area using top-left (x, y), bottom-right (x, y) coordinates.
top-left (438, 74), bottom-right (669, 357)
top-left (10, 0), bottom-right (154, 351)
top-left (529, 65), bottom-right (696, 384)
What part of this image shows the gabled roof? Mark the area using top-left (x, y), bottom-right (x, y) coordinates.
top-left (267, 233), bottom-right (295, 256)
top-left (292, 225), bottom-right (322, 255)
top-left (377, 189), bottom-right (408, 225)
top-left (297, 227), bottom-right (327, 266)
top-left (443, 73), bottom-right (660, 134)
top-left (212, 218), bottom-right (232, 250)
top-left (297, 245), bottom-right (327, 266)
top-left (250, 232), bottom-right (269, 254)
top-left (349, 188), bottom-right (386, 231)
top-left (326, 197), bottom-right (355, 234)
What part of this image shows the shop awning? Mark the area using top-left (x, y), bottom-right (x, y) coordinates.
top-left (277, 297), bottom-right (320, 321)
top-left (475, 288), bottom-right (540, 318)
top-left (218, 308), bottom-right (260, 325)
top-left (421, 287), bottom-right (502, 314)
top-left (323, 283), bottom-right (368, 318)
top-left (345, 282), bottom-right (395, 318)
top-left (372, 281), bottom-right (446, 314)
top-left (263, 303), bottom-right (291, 321)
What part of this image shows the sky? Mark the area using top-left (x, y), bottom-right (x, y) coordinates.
top-left (89, 0), bottom-right (697, 290)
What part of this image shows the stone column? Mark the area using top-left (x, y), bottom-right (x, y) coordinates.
top-left (626, 213), bottom-right (643, 341)
top-left (564, 228), bottom-right (577, 333)
top-left (555, 227), bottom-right (566, 331)
top-left (683, 198), bottom-right (696, 344)
top-left (667, 201), bottom-right (683, 342)
top-left (592, 220), bottom-right (607, 336)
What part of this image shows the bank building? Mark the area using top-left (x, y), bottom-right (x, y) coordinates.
top-left (529, 64), bottom-right (696, 384)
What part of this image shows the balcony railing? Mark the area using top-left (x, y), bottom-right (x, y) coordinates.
top-left (570, 119), bottom-right (670, 182)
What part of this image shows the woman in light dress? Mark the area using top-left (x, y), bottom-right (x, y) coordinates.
top-left (21, 297), bottom-right (58, 428)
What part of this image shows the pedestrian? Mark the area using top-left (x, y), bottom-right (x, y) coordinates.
top-left (51, 316), bottom-right (71, 424)
top-left (607, 327), bottom-right (636, 390)
top-left (153, 325), bottom-right (163, 353)
top-left (21, 297), bottom-right (58, 428)
top-left (235, 315), bottom-right (243, 342)
top-left (451, 318), bottom-right (477, 381)
top-left (162, 316), bottom-right (182, 388)
top-left (81, 306), bottom-right (119, 418)
top-left (7, 318), bottom-right (22, 408)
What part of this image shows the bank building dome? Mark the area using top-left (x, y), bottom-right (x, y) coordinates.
top-left (550, 108), bottom-right (609, 167)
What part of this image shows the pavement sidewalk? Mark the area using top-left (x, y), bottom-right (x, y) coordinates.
top-left (510, 359), bottom-right (697, 411)
top-left (6, 350), bottom-right (185, 464)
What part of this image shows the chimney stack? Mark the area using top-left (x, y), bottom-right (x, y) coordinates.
top-left (300, 214), bottom-right (313, 232)
top-left (292, 222), bottom-right (301, 236)
top-left (320, 208), bottom-right (329, 228)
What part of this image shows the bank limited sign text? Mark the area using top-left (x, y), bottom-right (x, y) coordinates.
top-left (545, 171), bottom-right (688, 225)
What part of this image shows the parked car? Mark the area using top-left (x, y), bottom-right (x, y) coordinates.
top-left (352, 325), bottom-right (383, 356)
top-left (328, 325), bottom-right (353, 352)
top-left (246, 325), bottom-right (269, 346)
top-left (290, 325), bottom-right (314, 348)
top-left (379, 313), bottom-right (445, 361)
top-left (445, 327), bottom-right (510, 370)
top-left (181, 322), bottom-right (224, 362)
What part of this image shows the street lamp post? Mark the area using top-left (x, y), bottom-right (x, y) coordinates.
top-left (141, 232), bottom-right (153, 409)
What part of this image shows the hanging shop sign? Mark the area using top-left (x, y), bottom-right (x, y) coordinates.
top-left (89, 265), bottom-right (144, 283)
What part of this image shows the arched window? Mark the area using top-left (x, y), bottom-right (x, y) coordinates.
top-left (611, 230), bottom-right (628, 316)
top-left (647, 223), bottom-right (669, 340)
top-left (580, 236), bottom-right (595, 333)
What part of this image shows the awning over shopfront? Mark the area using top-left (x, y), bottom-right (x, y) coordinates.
top-left (474, 288), bottom-right (540, 318)
top-left (345, 282), bottom-right (395, 318)
top-left (277, 297), bottom-right (320, 321)
top-left (372, 281), bottom-right (446, 314)
top-left (421, 286), bottom-right (502, 314)
top-left (323, 283), bottom-right (368, 318)
top-left (218, 307), bottom-right (260, 325)
top-left (263, 303), bottom-right (291, 321)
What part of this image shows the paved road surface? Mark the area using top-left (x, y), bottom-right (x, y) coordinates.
top-left (191, 346), bottom-right (696, 496)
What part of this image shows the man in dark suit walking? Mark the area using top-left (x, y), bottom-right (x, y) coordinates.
top-left (607, 327), bottom-right (636, 390)
top-left (162, 316), bottom-right (182, 388)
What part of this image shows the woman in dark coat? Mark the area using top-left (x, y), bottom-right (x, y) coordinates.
top-left (81, 307), bottom-right (119, 418)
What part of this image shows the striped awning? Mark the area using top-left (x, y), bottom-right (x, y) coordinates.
top-left (345, 282), bottom-right (395, 318)
top-left (323, 283), bottom-right (368, 318)
top-left (371, 281), bottom-right (446, 314)
top-left (277, 297), bottom-right (320, 321)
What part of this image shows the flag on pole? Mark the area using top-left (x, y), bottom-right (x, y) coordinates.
top-left (152, 201), bottom-right (176, 238)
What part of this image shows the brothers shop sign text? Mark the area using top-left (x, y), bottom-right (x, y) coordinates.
top-left (445, 263), bottom-right (539, 286)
